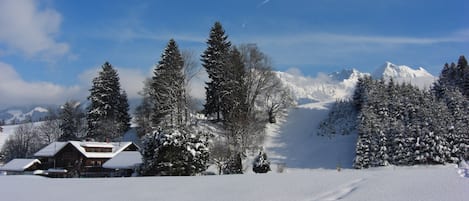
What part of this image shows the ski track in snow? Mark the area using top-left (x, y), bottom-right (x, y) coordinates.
top-left (308, 178), bottom-right (365, 201)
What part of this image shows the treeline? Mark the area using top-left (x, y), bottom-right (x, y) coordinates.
top-left (320, 56), bottom-right (469, 168)
top-left (134, 22), bottom-right (293, 175)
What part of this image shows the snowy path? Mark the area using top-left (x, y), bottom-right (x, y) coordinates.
top-left (264, 101), bottom-right (358, 170)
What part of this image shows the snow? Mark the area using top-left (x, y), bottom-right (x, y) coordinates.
top-left (34, 141), bottom-right (135, 159)
top-left (0, 124), bottom-right (18, 150)
top-left (372, 62), bottom-right (435, 89)
top-left (0, 166), bottom-right (466, 201)
top-left (264, 101), bottom-right (358, 169)
top-left (1, 64), bottom-right (463, 200)
top-left (33, 142), bottom-right (68, 157)
top-left (1, 107), bottom-right (49, 124)
top-left (0, 122), bottom-right (43, 150)
top-left (0, 159), bottom-right (41, 171)
top-left (102, 151), bottom-right (142, 169)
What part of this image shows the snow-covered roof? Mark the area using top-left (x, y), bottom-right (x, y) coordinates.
top-left (33, 142), bottom-right (68, 157)
top-left (34, 141), bottom-right (135, 159)
top-left (102, 151), bottom-right (142, 169)
top-left (0, 159), bottom-right (41, 171)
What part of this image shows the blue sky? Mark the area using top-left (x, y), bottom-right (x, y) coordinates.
top-left (0, 0), bottom-right (468, 108)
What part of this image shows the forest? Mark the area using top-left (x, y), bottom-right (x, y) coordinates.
top-left (320, 56), bottom-right (469, 168)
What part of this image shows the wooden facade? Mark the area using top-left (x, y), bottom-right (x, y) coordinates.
top-left (35, 141), bottom-right (139, 178)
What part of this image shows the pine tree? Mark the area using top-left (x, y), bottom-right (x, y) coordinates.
top-left (201, 22), bottom-right (232, 121)
top-left (86, 62), bottom-right (129, 141)
top-left (59, 101), bottom-right (82, 141)
top-left (141, 39), bottom-right (209, 176)
top-left (151, 39), bottom-right (185, 128)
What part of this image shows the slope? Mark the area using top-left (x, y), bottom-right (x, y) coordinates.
top-left (263, 101), bottom-right (358, 170)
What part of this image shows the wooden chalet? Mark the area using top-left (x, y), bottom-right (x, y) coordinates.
top-left (33, 141), bottom-right (139, 177)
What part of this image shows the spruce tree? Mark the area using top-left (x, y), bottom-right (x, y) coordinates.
top-left (59, 101), bottom-right (82, 141)
top-left (86, 62), bottom-right (129, 141)
top-left (150, 39), bottom-right (185, 128)
top-left (141, 39), bottom-right (209, 176)
top-left (201, 22), bottom-right (232, 121)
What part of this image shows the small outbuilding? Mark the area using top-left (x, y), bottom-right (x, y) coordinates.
top-left (102, 151), bottom-right (142, 177)
top-left (0, 159), bottom-right (41, 175)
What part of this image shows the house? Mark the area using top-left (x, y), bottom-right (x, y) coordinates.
top-left (34, 140), bottom-right (140, 177)
top-left (0, 159), bottom-right (42, 175)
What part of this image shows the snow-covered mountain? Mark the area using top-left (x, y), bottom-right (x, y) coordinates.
top-left (372, 62), bottom-right (436, 89)
top-left (277, 62), bottom-right (435, 104)
top-left (0, 106), bottom-right (50, 124)
top-left (275, 69), bottom-right (365, 103)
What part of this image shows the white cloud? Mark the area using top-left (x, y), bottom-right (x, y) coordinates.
top-left (258, 0), bottom-right (271, 7)
top-left (78, 66), bottom-right (149, 100)
top-left (0, 0), bottom-right (69, 60)
top-left (252, 31), bottom-right (469, 47)
top-left (79, 65), bottom-right (208, 101)
top-left (0, 62), bottom-right (83, 108)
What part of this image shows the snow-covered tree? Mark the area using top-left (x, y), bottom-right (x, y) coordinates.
top-left (252, 149), bottom-right (271, 173)
top-left (318, 100), bottom-right (357, 137)
top-left (140, 128), bottom-right (209, 176)
top-left (1, 123), bottom-right (44, 162)
top-left (86, 62), bottom-right (129, 141)
top-left (141, 39), bottom-right (209, 176)
top-left (59, 100), bottom-right (84, 141)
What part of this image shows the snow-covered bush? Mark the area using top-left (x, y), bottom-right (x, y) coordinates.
top-left (252, 150), bottom-right (271, 173)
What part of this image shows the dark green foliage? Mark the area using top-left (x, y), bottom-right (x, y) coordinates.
top-left (202, 22), bottom-right (232, 121)
top-left (252, 150), bottom-right (271, 173)
top-left (86, 62), bottom-right (130, 140)
top-left (350, 56), bottom-right (469, 168)
top-left (318, 100), bottom-right (357, 137)
top-left (151, 39), bottom-right (185, 128)
top-left (223, 152), bottom-right (243, 174)
top-left (59, 101), bottom-right (83, 141)
top-left (140, 39), bottom-right (209, 176)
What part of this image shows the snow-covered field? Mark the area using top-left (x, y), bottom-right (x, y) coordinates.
top-left (0, 166), bottom-right (467, 201)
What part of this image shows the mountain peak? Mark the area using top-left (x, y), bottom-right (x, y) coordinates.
top-left (329, 68), bottom-right (367, 82)
top-left (372, 62), bottom-right (433, 79)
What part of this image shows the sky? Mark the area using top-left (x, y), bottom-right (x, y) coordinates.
top-left (0, 0), bottom-right (468, 109)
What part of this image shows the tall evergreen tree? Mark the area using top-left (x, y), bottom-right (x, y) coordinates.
top-left (141, 39), bottom-right (209, 176)
top-left (201, 22), bottom-right (232, 121)
top-left (150, 39), bottom-right (185, 128)
top-left (86, 62), bottom-right (129, 141)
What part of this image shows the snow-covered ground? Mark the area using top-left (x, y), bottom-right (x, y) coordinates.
top-left (264, 101), bottom-right (357, 170)
top-left (0, 165), bottom-right (467, 201)
top-left (0, 124), bottom-right (19, 150)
